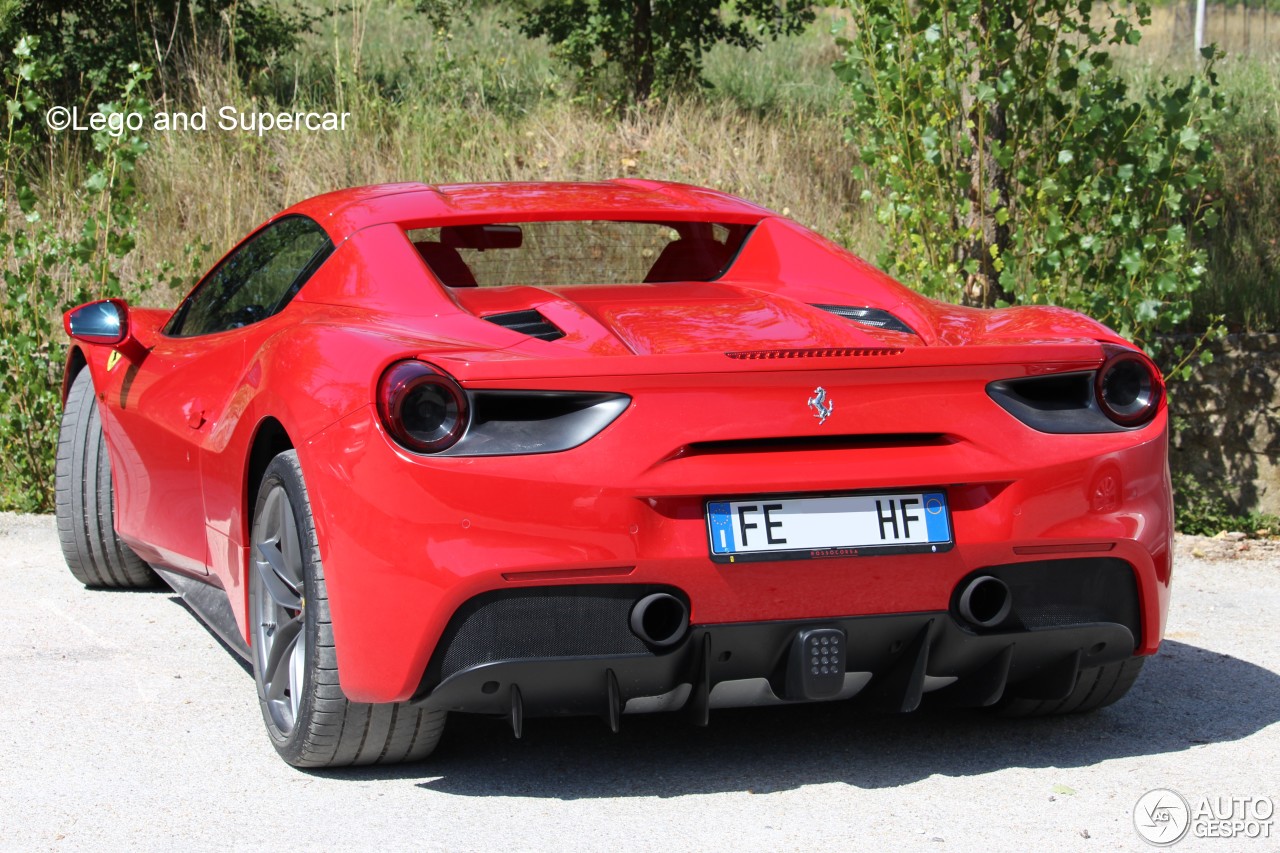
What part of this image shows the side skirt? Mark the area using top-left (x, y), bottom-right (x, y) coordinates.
top-left (153, 566), bottom-right (250, 662)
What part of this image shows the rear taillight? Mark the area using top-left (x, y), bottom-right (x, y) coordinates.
top-left (1095, 348), bottom-right (1162, 427)
top-left (376, 361), bottom-right (469, 453)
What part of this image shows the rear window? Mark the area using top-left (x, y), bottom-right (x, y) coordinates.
top-left (405, 220), bottom-right (751, 288)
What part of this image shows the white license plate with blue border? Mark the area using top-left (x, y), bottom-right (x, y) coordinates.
top-left (705, 491), bottom-right (953, 563)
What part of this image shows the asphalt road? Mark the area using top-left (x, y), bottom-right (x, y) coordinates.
top-left (1, 511), bottom-right (1277, 852)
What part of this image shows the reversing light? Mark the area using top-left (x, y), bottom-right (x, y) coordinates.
top-left (377, 361), bottom-right (469, 453)
top-left (1095, 349), bottom-right (1162, 427)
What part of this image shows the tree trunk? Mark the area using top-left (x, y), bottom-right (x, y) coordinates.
top-left (961, 2), bottom-right (1014, 308)
top-left (631, 0), bottom-right (654, 104)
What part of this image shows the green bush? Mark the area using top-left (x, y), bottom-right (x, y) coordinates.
top-left (834, 0), bottom-right (1227, 356)
top-left (0, 38), bottom-right (152, 511)
top-left (0, 0), bottom-right (319, 100)
top-left (519, 0), bottom-right (814, 106)
top-left (1195, 60), bottom-right (1280, 332)
top-left (1172, 469), bottom-right (1280, 537)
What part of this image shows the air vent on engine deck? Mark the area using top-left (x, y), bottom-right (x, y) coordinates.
top-left (725, 347), bottom-right (903, 360)
top-left (814, 304), bottom-right (917, 335)
top-left (483, 309), bottom-right (565, 342)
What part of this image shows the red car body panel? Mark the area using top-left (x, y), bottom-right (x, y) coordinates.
top-left (64, 180), bottom-right (1172, 707)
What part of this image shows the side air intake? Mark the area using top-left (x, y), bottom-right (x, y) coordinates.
top-left (484, 309), bottom-right (565, 342)
top-left (814, 304), bottom-right (917, 336)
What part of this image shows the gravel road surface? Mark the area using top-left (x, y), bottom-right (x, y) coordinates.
top-left (1, 512), bottom-right (1277, 852)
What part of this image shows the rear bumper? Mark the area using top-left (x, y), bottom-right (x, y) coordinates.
top-left (417, 616), bottom-right (1136, 720)
top-left (300, 387), bottom-right (1172, 704)
top-left (413, 558), bottom-right (1142, 720)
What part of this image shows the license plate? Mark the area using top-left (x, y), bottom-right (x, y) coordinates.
top-left (705, 491), bottom-right (953, 562)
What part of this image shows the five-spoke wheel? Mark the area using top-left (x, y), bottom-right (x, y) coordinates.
top-left (248, 450), bottom-right (446, 767)
top-left (250, 480), bottom-right (307, 735)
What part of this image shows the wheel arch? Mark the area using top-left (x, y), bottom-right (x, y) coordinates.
top-left (62, 346), bottom-right (88, 404)
top-left (246, 417), bottom-right (295, 533)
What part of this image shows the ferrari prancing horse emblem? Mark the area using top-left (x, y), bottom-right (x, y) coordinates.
top-left (107, 350), bottom-right (122, 372)
top-left (808, 386), bottom-right (834, 425)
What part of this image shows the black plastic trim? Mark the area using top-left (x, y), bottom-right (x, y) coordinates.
top-left (682, 433), bottom-right (949, 457)
top-left (949, 557), bottom-right (1142, 646)
top-left (152, 567), bottom-right (250, 661)
top-left (483, 309), bottom-right (565, 342)
top-left (413, 609), bottom-right (1137, 718)
top-left (416, 585), bottom-right (682, 696)
top-left (988, 370), bottom-right (1138, 434)
top-left (437, 391), bottom-right (630, 456)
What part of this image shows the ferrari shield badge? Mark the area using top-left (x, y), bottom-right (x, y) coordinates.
top-left (807, 386), bottom-right (833, 424)
top-left (106, 350), bottom-right (122, 372)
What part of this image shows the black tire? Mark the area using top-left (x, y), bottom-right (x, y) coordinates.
top-left (249, 450), bottom-right (446, 768)
top-left (55, 369), bottom-right (158, 588)
top-left (998, 656), bottom-right (1146, 717)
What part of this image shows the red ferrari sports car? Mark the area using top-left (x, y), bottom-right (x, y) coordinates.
top-left (57, 180), bottom-right (1171, 768)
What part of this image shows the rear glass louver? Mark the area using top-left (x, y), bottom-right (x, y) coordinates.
top-left (484, 309), bottom-right (565, 342)
top-left (814, 304), bottom-right (916, 335)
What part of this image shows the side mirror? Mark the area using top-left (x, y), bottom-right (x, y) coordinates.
top-left (65, 299), bottom-right (128, 344)
top-left (64, 298), bottom-right (148, 363)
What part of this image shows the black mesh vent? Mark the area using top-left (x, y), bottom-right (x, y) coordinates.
top-left (1016, 604), bottom-right (1115, 630)
top-left (955, 558), bottom-right (1142, 646)
top-left (813, 304), bottom-right (917, 335)
top-left (484, 309), bottom-right (565, 342)
top-left (433, 587), bottom-right (665, 682)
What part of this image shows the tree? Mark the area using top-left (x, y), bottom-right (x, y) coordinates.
top-left (836, 0), bottom-right (1225, 354)
top-left (520, 0), bottom-right (813, 105)
top-left (0, 0), bottom-right (318, 100)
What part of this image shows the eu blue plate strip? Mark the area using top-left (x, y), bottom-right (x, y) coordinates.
top-left (707, 502), bottom-right (735, 554)
top-left (923, 492), bottom-right (950, 543)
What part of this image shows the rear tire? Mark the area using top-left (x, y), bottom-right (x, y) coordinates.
top-left (249, 450), bottom-right (446, 768)
top-left (55, 369), bottom-right (158, 588)
top-left (998, 656), bottom-right (1146, 717)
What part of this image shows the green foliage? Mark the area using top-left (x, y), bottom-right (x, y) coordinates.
top-left (1189, 59), bottom-right (1280, 332)
top-left (0, 37), bottom-right (152, 511)
top-left (834, 0), bottom-right (1228, 355)
top-left (519, 0), bottom-right (814, 105)
top-left (414, 0), bottom-right (475, 32)
top-left (1172, 469), bottom-right (1280, 536)
top-left (702, 7), bottom-right (847, 116)
top-left (0, 0), bottom-right (320, 100)
top-left (1172, 469), bottom-right (1236, 535)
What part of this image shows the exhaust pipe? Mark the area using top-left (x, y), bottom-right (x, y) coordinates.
top-left (957, 576), bottom-right (1012, 628)
top-left (630, 593), bottom-right (689, 647)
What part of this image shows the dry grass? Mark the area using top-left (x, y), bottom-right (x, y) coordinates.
top-left (20, 1), bottom-right (1279, 331)
top-left (124, 69), bottom-right (867, 297)
top-left (1143, 3), bottom-right (1280, 59)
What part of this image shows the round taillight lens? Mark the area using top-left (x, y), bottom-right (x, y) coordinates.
top-left (1095, 350), bottom-right (1162, 427)
top-left (377, 361), bottom-right (468, 453)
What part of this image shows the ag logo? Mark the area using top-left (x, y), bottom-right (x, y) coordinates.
top-left (807, 386), bottom-right (833, 425)
top-left (1134, 788), bottom-right (1191, 846)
